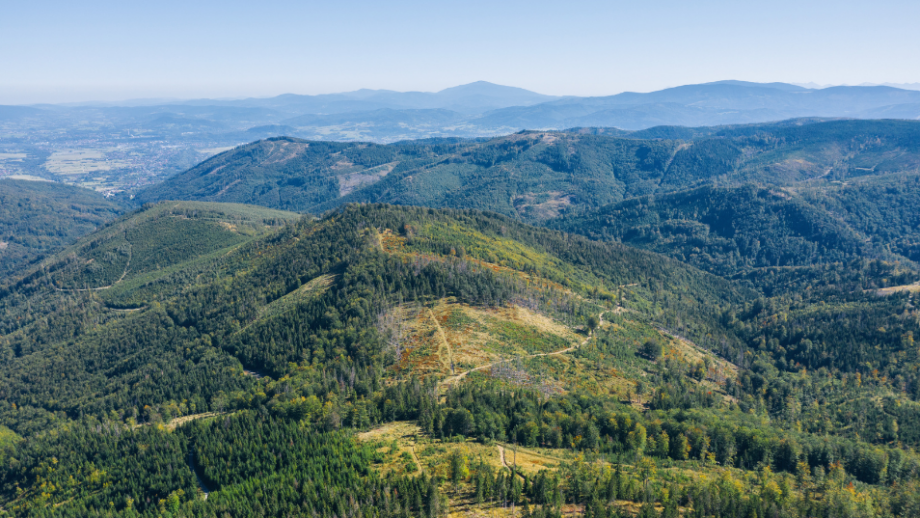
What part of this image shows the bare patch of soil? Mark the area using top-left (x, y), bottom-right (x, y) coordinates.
top-left (512, 191), bottom-right (574, 219)
top-left (338, 161), bottom-right (399, 196)
top-left (260, 141), bottom-right (309, 165)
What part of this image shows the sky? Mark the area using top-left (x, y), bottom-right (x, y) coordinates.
top-left (2, 0), bottom-right (919, 104)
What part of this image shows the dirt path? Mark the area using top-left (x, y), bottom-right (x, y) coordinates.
top-left (498, 445), bottom-right (509, 469)
top-left (409, 444), bottom-right (424, 475)
top-left (429, 308), bottom-right (455, 373)
top-left (167, 412), bottom-right (222, 431)
top-left (189, 450), bottom-right (211, 500)
top-left (105, 305), bottom-right (147, 313)
top-left (439, 311), bottom-right (604, 389)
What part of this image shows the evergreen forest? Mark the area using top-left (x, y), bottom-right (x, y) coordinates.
top-left (1, 117), bottom-right (920, 517)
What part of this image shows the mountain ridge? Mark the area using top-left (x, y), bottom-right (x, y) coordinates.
top-left (137, 119), bottom-right (920, 221)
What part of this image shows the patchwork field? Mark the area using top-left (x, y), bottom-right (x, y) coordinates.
top-left (44, 149), bottom-right (133, 176)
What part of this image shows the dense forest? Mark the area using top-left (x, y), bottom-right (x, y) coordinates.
top-left (0, 180), bottom-right (122, 279)
top-left (0, 199), bottom-right (918, 517)
top-left (551, 177), bottom-right (920, 290)
top-left (1, 116), bottom-right (920, 517)
top-left (137, 119), bottom-right (920, 224)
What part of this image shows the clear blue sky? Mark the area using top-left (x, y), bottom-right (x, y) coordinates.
top-left (2, 0), bottom-right (918, 104)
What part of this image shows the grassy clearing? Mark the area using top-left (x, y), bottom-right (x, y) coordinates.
top-left (390, 298), bottom-right (580, 378)
top-left (356, 422), bottom-right (726, 518)
top-left (357, 421), bottom-right (562, 480)
top-left (876, 282), bottom-right (920, 294)
top-left (258, 274), bottom-right (336, 320)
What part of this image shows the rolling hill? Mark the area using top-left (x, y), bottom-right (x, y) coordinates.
top-left (138, 119), bottom-right (920, 223)
top-left (549, 180), bottom-right (920, 293)
top-left (2, 199), bottom-right (920, 516)
top-left (0, 179), bottom-right (124, 279)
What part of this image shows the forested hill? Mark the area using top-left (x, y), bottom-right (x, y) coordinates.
top-left (137, 119), bottom-right (920, 223)
top-left (3, 202), bottom-right (920, 516)
top-left (550, 177), bottom-right (920, 293)
top-left (0, 179), bottom-right (123, 280)
top-left (0, 202), bottom-right (742, 515)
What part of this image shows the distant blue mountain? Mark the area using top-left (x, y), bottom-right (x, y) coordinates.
top-left (180, 81), bottom-right (560, 115)
top-left (10, 80), bottom-right (920, 138)
top-left (472, 82), bottom-right (920, 130)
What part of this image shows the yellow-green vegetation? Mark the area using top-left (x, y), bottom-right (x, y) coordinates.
top-left (43, 201), bottom-right (299, 296)
top-left (388, 220), bottom-right (617, 299)
top-left (0, 425), bottom-right (20, 449)
top-left (254, 274), bottom-right (336, 323)
top-left (359, 421), bottom-right (564, 478)
top-left (4, 203), bottom-right (920, 518)
top-left (386, 297), bottom-right (580, 378)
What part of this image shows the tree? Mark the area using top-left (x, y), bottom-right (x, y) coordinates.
top-left (587, 315), bottom-right (600, 335)
top-left (638, 457), bottom-right (657, 500)
top-left (641, 339), bottom-right (662, 360)
top-left (449, 451), bottom-right (469, 494)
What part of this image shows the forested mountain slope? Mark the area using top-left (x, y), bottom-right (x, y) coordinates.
top-left (0, 179), bottom-right (123, 279)
top-left (137, 119), bottom-right (920, 224)
top-left (550, 177), bottom-right (920, 292)
top-left (0, 202), bottom-right (744, 516)
top-left (2, 203), bottom-right (920, 517)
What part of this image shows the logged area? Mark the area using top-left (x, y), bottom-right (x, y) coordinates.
top-left (2, 117), bottom-right (920, 518)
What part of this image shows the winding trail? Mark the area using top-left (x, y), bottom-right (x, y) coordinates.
top-left (408, 444), bottom-right (424, 475)
top-left (439, 311), bottom-right (604, 389)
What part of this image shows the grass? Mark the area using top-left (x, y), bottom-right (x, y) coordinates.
top-left (356, 421), bottom-right (562, 479)
top-left (389, 298), bottom-right (581, 378)
top-left (354, 421), bottom-right (751, 518)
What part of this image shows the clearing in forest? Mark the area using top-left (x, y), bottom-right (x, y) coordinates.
top-left (356, 421), bottom-right (560, 480)
top-left (387, 297), bottom-right (580, 378)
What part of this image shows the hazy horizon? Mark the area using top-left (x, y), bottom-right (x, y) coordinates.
top-left (3, 0), bottom-right (919, 105)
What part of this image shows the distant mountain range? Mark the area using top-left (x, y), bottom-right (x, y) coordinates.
top-left (4, 80), bottom-right (920, 142)
top-left (794, 82), bottom-right (920, 91)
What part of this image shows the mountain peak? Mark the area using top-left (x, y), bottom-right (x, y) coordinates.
top-left (701, 80), bottom-right (807, 92)
top-left (435, 81), bottom-right (556, 102)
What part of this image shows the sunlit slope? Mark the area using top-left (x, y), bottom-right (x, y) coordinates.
top-left (0, 202), bottom-right (742, 436)
top-left (2, 203), bottom-right (920, 517)
top-left (137, 120), bottom-right (920, 224)
top-left (38, 201), bottom-right (298, 294)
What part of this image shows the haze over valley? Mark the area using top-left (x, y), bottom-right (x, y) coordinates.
top-left (3, 1), bottom-right (920, 516)
top-left (4, 80), bottom-right (920, 196)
